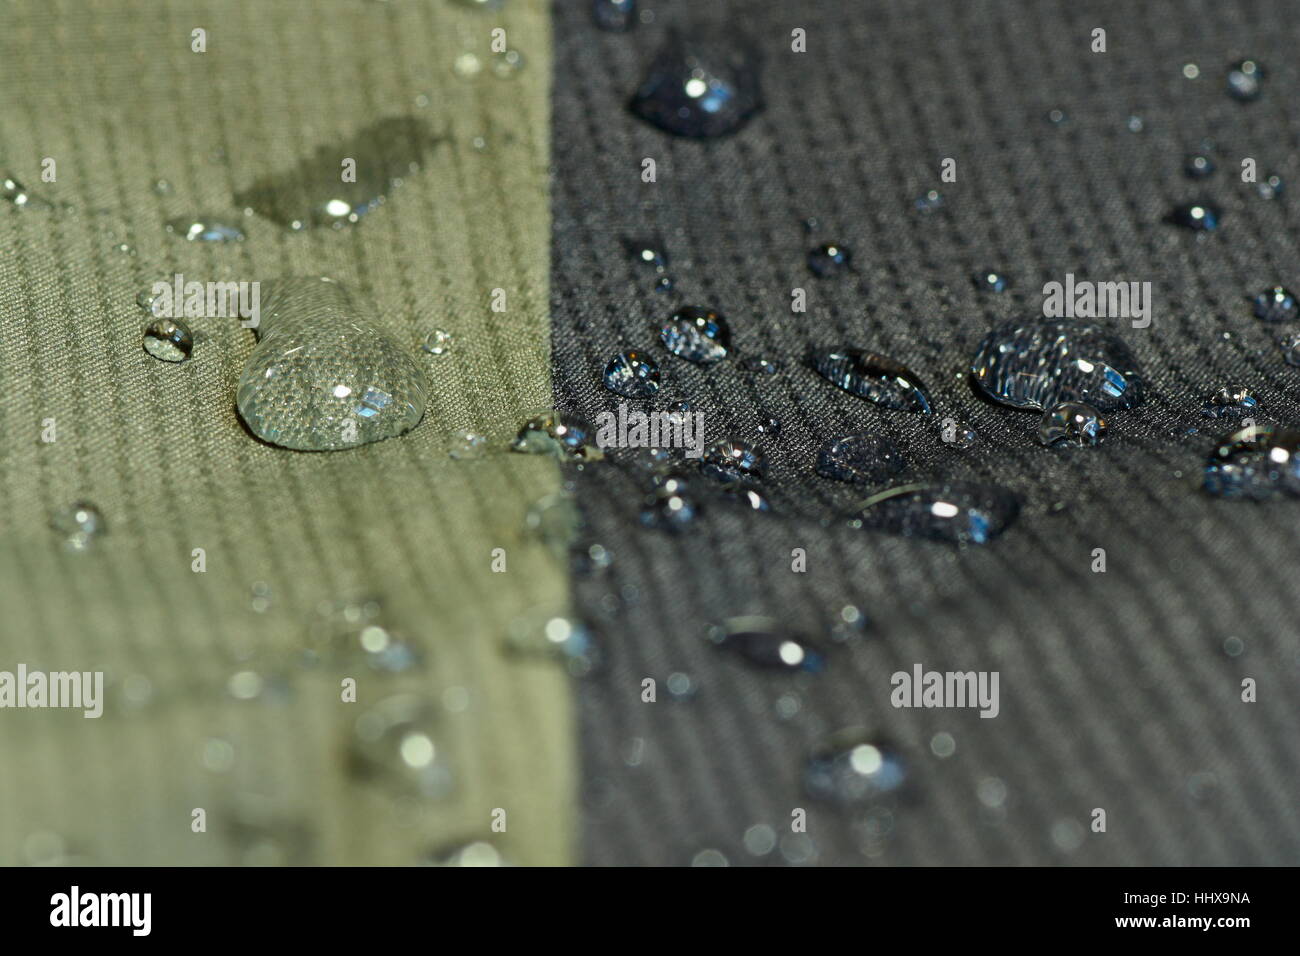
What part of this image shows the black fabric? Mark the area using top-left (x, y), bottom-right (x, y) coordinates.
top-left (552, 0), bottom-right (1300, 865)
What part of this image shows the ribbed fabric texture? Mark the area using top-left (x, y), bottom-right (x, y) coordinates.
top-left (0, 0), bottom-right (573, 865)
top-left (552, 0), bottom-right (1300, 864)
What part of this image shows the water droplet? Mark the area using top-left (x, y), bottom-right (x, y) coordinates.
top-left (741, 356), bottom-right (781, 375)
top-left (1182, 63), bottom-right (1201, 80)
top-left (1256, 172), bottom-right (1284, 200)
top-left (50, 501), bottom-right (106, 552)
top-left (250, 581), bottom-right (272, 614)
top-left (491, 49), bottom-right (525, 79)
top-left (624, 237), bottom-right (667, 271)
top-left (914, 189), bottom-right (944, 214)
top-left (305, 597), bottom-right (419, 673)
top-left (592, 0), bottom-right (636, 31)
top-left (857, 481), bottom-right (1020, 545)
top-left (1251, 286), bottom-right (1297, 322)
top-left (453, 52), bottom-right (483, 78)
top-left (804, 733), bottom-right (907, 805)
top-left (970, 319), bottom-right (1145, 412)
top-left (716, 483), bottom-right (771, 511)
top-left (510, 409), bottom-right (604, 461)
top-left (423, 841), bottom-right (506, 867)
top-left (816, 433), bottom-right (909, 484)
top-left (639, 472), bottom-right (701, 532)
top-left (1039, 401), bottom-right (1108, 447)
top-left (235, 277), bottom-right (427, 451)
top-left (653, 275), bottom-right (675, 293)
top-left (658, 306), bottom-right (730, 364)
top-left (930, 732), bottom-right (957, 758)
top-left (151, 178), bottom-right (173, 196)
top-left (940, 419), bottom-right (978, 447)
top-left (666, 671), bottom-right (696, 699)
top-left (807, 242), bottom-right (852, 278)
top-left (971, 268), bottom-right (1009, 293)
top-left (2, 171), bottom-right (54, 209)
top-left (809, 348), bottom-right (934, 414)
top-left (350, 694), bottom-right (452, 798)
top-left (1125, 114), bottom-right (1144, 133)
top-left (1166, 199), bottom-right (1222, 231)
top-left (700, 437), bottom-right (767, 482)
top-left (1203, 424), bottom-right (1300, 499)
top-left (235, 118), bottom-right (435, 230)
top-left (1278, 332), bottom-right (1300, 367)
top-left (707, 616), bottom-right (825, 672)
top-left (756, 417), bottom-right (782, 439)
top-left (628, 30), bottom-right (762, 138)
top-left (164, 214), bottom-right (245, 242)
top-left (505, 613), bottom-right (601, 678)
top-left (142, 318), bottom-right (194, 362)
top-left (136, 288), bottom-right (168, 317)
top-left (113, 242), bottom-right (136, 256)
top-left (603, 350), bottom-right (661, 397)
top-left (1203, 384), bottom-right (1260, 419)
top-left (1226, 58), bottom-right (1265, 101)
top-left (448, 430), bottom-right (488, 459)
top-left (1184, 153), bottom-right (1215, 179)
top-left (421, 328), bottom-right (453, 356)
top-left (1046, 108), bottom-right (1068, 126)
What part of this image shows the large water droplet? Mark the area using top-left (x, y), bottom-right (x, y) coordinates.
top-left (804, 733), bottom-right (907, 805)
top-left (235, 117), bottom-right (435, 230)
top-left (815, 433), bottom-right (908, 484)
top-left (1226, 58), bottom-right (1265, 101)
top-left (658, 306), bottom-right (730, 364)
top-left (1039, 401), bottom-right (1108, 447)
top-left (809, 348), bottom-right (934, 414)
top-left (1166, 200), bottom-right (1222, 231)
top-left (50, 501), bottom-right (106, 552)
top-left (350, 694), bottom-right (452, 798)
top-left (970, 319), bottom-right (1145, 412)
top-left (1203, 424), bottom-right (1300, 500)
top-left (142, 317), bottom-right (194, 362)
top-left (708, 616), bottom-right (825, 672)
top-left (700, 437), bottom-right (767, 482)
top-left (1202, 384), bottom-right (1259, 419)
top-left (857, 481), bottom-right (1020, 545)
top-left (235, 277), bottom-right (427, 450)
top-left (164, 214), bottom-right (245, 242)
top-left (628, 31), bottom-right (762, 138)
top-left (1251, 286), bottom-right (1297, 322)
top-left (603, 350), bottom-right (661, 397)
top-left (510, 410), bottom-right (604, 461)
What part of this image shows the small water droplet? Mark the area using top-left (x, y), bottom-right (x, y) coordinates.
top-left (50, 501), bottom-right (106, 552)
top-left (1166, 199), bottom-right (1222, 231)
top-left (809, 348), bottom-right (934, 413)
top-left (914, 189), bottom-right (944, 214)
top-left (971, 268), bottom-right (1009, 293)
top-left (707, 616), bottom-right (825, 672)
top-left (756, 417), bottom-right (782, 439)
top-left (164, 215), bottom-right (245, 242)
top-left (491, 48), bottom-right (525, 79)
top-left (304, 597), bottom-right (418, 673)
top-left (350, 694), bottom-right (452, 798)
top-left (628, 30), bottom-right (762, 138)
top-left (510, 410), bottom-right (604, 461)
top-left (1226, 58), bottom-right (1265, 101)
top-left (1203, 424), bottom-right (1300, 499)
top-left (448, 429), bottom-right (488, 459)
top-left (930, 732), bottom-right (957, 758)
top-left (804, 733), bottom-right (908, 805)
top-left (113, 242), bottom-right (136, 256)
top-left (1278, 332), bottom-right (1300, 367)
top-left (716, 482), bottom-right (771, 511)
top-left (1202, 384), bottom-right (1260, 419)
top-left (1046, 108), bottom-right (1068, 125)
top-left (151, 178), bottom-right (173, 196)
top-left (235, 118), bottom-right (435, 230)
top-left (1184, 153), bottom-right (1215, 179)
top-left (423, 841), bottom-right (505, 867)
top-left (970, 319), bottom-right (1145, 412)
top-left (1182, 63), bottom-right (1201, 79)
top-left (940, 419), bottom-right (978, 447)
top-left (1039, 401), bottom-right (1108, 447)
top-left (624, 237), bottom-right (668, 271)
top-left (453, 51), bottom-right (483, 78)
top-left (2, 171), bottom-right (54, 209)
top-left (1125, 114), bottom-right (1144, 133)
top-left (1252, 286), bottom-right (1297, 322)
top-left (603, 350), bottom-right (661, 397)
top-left (856, 481), bottom-right (1020, 545)
top-left (807, 242), bottom-right (852, 278)
top-left (421, 328), bottom-right (454, 355)
top-left (250, 581), bottom-right (272, 614)
top-left (1256, 172), bottom-right (1285, 200)
top-left (816, 433), bottom-right (909, 484)
top-left (136, 288), bottom-right (168, 317)
top-left (700, 437), bottom-right (767, 482)
top-left (592, 0), bottom-right (636, 31)
top-left (505, 612), bottom-right (601, 677)
top-left (658, 306), bottom-right (730, 364)
top-left (235, 277), bottom-right (427, 451)
top-left (639, 472), bottom-right (701, 532)
top-left (741, 356), bottom-right (781, 375)
top-left (142, 317), bottom-right (194, 362)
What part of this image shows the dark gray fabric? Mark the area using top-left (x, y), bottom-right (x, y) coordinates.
top-left (553, 0), bottom-right (1300, 865)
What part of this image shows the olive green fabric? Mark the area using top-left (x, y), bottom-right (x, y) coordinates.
top-left (0, 0), bottom-right (572, 865)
